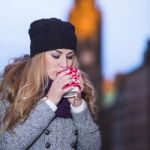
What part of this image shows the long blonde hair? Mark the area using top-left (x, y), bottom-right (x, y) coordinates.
top-left (0, 53), bottom-right (97, 131)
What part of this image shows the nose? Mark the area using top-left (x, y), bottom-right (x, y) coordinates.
top-left (61, 57), bottom-right (68, 68)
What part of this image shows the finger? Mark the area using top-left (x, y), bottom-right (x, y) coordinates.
top-left (56, 69), bottom-right (70, 78)
top-left (61, 74), bottom-right (73, 80)
top-left (56, 75), bottom-right (73, 87)
top-left (62, 78), bottom-right (74, 87)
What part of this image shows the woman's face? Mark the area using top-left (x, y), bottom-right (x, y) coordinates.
top-left (45, 49), bottom-right (76, 80)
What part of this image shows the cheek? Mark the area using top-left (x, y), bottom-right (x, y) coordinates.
top-left (46, 60), bottom-right (52, 67)
top-left (46, 61), bottom-right (57, 79)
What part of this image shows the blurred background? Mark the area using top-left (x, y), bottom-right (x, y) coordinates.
top-left (0, 0), bottom-right (150, 149)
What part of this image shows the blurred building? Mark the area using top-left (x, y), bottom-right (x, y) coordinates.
top-left (68, 0), bottom-right (102, 109)
top-left (100, 40), bottom-right (150, 150)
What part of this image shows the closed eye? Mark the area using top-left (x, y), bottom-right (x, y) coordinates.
top-left (67, 54), bottom-right (75, 59)
top-left (51, 54), bottom-right (60, 59)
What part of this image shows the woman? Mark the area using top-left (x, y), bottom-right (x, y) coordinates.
top-left (0, 18), bottom-right (101, 150)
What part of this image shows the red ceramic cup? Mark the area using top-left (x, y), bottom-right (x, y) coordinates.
top-left (57, 67), bottom-right (81, 98)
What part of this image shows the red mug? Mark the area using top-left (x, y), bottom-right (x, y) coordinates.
top-left (57, 67), bottom-right (81, 98)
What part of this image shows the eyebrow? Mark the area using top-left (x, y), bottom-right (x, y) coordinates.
top-left (55, 49), bottom-right (75, 55)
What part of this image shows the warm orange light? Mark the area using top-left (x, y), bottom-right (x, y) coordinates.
top-left (69, 0), bottom-right (101, 40)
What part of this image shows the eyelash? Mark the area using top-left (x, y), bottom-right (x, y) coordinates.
top-left (51, 55), bottom-right (74, 59)
top-left (67, 56), bottom-right (74, 59)
top-left (52, 55), bottom-right (60, 59)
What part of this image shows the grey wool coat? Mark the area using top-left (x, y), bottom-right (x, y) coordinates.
top-left (0, 100), bottom-right (101, 150)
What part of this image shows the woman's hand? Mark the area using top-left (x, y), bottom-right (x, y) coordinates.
top-left (46, 70), bottom-right (74, 105)
top-left (68, 73), bottom-right (84, 107)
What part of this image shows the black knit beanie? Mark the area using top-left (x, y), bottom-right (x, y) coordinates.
top-left (29, 18), bottom-right (77, 57)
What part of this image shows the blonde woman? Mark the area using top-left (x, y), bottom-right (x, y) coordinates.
top-left (0, 18), bottom-right (101, 150)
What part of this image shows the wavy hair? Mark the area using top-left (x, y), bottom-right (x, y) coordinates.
top-left (0, 53), bottom-right (97, 131)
